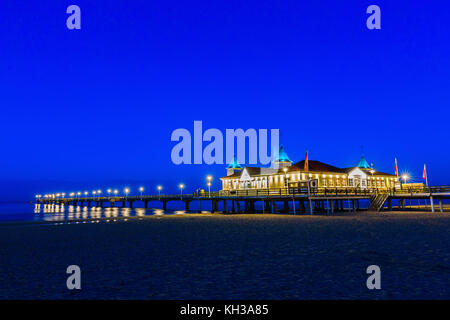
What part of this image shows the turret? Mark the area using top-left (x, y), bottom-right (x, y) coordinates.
top-left (272, 145), bottom-right (293, 169)
top-left (357, 155), bottom-right (371, 169)
top-left (227, 156), bottom-right (243, 176)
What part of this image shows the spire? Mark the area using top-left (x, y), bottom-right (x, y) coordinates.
top-left (275, 145), bottom-right (292, 163)
top-left (272, 145), bottom-right (293, 169)
top-left (227, 156), bottom-right (242, 169)
top-left (357, 155), bottom-right (371, 169)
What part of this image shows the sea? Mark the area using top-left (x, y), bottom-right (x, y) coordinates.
top-left (0, 201), bottom-right (199, 223)
top-left (0, 199), bottom-right (374, 223)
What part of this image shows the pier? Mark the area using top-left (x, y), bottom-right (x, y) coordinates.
top-left (36, 186), bottom-right (450, 214)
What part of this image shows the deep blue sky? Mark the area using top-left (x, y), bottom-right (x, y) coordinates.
top-left (1, 1), bottom-right (449, 200)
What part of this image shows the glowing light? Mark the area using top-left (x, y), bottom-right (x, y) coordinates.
top-left (206, 175), bottom-right (213, 181)
top-left (157, 185), bottom-right (162, 191)
top-left (179, 184), bottom-right (185, 189)
top-left (402, 174), bottom-right (409, 184)
top-left (139, 187), bottom-right (144, 192)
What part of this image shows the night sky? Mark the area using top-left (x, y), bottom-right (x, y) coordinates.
top-left (1, 1), bottom-right (449, 200)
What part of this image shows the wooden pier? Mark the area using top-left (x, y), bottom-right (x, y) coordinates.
top-left (36, 186), bottom-right (450, 214)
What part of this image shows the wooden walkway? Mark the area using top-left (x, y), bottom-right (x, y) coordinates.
top-left (36, 186), bottom-right (450, 214)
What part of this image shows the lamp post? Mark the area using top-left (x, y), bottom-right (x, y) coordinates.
top-left (157, 185), bottom-right (162, 199)
top-left (207, 182), bottom-right (212, 198)
top-left (179, 184), bottom-right (184, 199)
top-left (124, 188), bottom-right (130, 200)
top-left (77, 192), bottom-right (81, 199)
top-left (139, 187), bottom-right (144, 199)
top-left (107, 189), bottom-right (112, 197)
top-left (206, 175), bottom-right (213, 198)
top-left (402, 174), bottom-right (409, 189)
top-left (113, 189), bottom-right (118, 197)
top-left (97, 190), bottom-right (102, 199)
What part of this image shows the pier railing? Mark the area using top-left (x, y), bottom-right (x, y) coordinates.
top-left (218, 187), bottom-right (376, 197)
top-left (37, 186), bottom-right (450, 203)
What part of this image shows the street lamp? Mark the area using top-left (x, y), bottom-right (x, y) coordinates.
top-left (61, 193), bottom-right (66, 198)
top-left (157, 185), bottom-right (162, 199)
top-left (107, 189), bottom-right (112, 196)
top-left (97, 190), bottom-right (102, 199)
top-left (113, 189), bottom-right (118, 196)
top-left (207, 182), bottom-right (212, 198)
top-left (179, 184), bottom-right (184, 199)
top-left (206, 175), bottom-right (213, 198)
top-left (139, 186), bottom-right (144, 198)
top-left (84, 191), bottom-right (88, 197)
top-left (124, 188), bottom-right (130, 200)
top-left (402, 174), bottom-right (409, 186)
top-left (77, 192), bottom-right (81, 198)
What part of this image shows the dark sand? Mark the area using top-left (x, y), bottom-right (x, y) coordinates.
top-left (0, 212), bottom-right (449, 299)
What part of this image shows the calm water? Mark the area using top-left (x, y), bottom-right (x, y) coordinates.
top-left (0, 199), bottom-right (372, 223)
top-left (0, 202), bottom-right (200, 223)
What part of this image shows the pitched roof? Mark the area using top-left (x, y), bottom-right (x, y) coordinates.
top-left (292, 160), bottom-right (344, 173)
top-left (221, 161), bottom-right (396, 178)
top-left (221, 166), bottom-right (262, 179)
top-left (342, 167), bottom-right (396, 177)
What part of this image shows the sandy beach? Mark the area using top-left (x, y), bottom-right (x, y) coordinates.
top-left (0, 211), bottom-right (449, 299)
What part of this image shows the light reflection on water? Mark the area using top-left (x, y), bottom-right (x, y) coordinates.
top-left (33, 204), bottom-right (187, 222)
